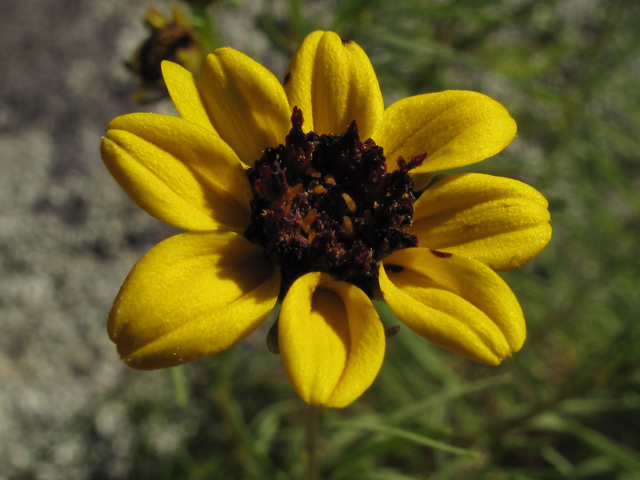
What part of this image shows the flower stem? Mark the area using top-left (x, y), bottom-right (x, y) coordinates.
top-left (189, 4), bottom-right (219, 55)
top-left (169, 365), bottom-right (188, 407)
top-left (306, 404), bottom-right (321, 480)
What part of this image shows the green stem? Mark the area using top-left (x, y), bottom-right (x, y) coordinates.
top-left (306, 404), bottom-right (321, 480)
top-left (170, 366), bottom-right (188, 407)
top-left (287, 0), bottom-right (305, 39)
top-left (190, 4), bottom-right (219, 55)
top-left (214, 387), bottom-right (273, 479)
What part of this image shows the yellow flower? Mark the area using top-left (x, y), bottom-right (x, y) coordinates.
top-left (101, 31), bottom-right (551, 408)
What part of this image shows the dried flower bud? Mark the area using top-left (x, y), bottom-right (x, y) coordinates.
top-left (126, 6), bottom-right (203, 102)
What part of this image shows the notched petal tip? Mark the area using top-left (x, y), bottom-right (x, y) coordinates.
top-left (278, 273), bottom-right (385, 408)
top-left (101, 113), bottom-right (253, 231)
top-left (108, 231), bottom-right (281, 370)
top-left (196, 47), bottom-right (291, 166)
top-left (284, 30), bottom-right (384, 138)
top-left (380, 248), bottom-right (526, 365)
top-left (373, 91), bottom-right (517, 174)
top-left (412, 173), bottom-right (552, 271)
top-left (161, 60), bottom-right (217, 133)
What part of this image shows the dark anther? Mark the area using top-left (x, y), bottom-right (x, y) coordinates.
top-left (245, 109), bottom-right (419, 296)
top-left (266, 320), bottom-right (280, 354)
top-left (283, 72), bottom-right (291, 85)
top-left (397, 153), bottom-right (427, 173)
top-left (430, 249), bottom-right (453, 258)
top-left (384, 264), bottom-right (404, 273)
top-left (385, 325), bottom-right (401, 338)
top-left (135, 24), bottom-right (197, 84)
top-left (341, 37), bottom-right (353, 45)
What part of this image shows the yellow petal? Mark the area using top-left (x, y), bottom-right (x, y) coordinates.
top-left (196, 48), bottom-right (291, 166)
top-left (162, 60), bottom-right (217, 133)
top-left (108, 231), bottom-right (280, 370)
top-left (284, 31), bottom-right (384, 139)
top-left (371, 91), bottom-right (517, 174)
top-left (279, 273), bottom-right (385, 408)
top-left (412, 173), bottom-right (552, 271)
top-left (101, 113), bottom-right (252, 231)
top-left (380, 248), bottom-right (525, 365)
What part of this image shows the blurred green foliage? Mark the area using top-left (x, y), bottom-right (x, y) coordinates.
top-left (122, 0), bottom-right (640, 478)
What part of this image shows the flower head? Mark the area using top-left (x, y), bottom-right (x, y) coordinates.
top-left (101, 31), bottom-right (551, 408)
top-left (126, 5), bottom-right (203, 103)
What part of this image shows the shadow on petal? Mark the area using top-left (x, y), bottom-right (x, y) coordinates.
top-left (278, 273), bottom-right (385, 408)
top-left (102, 113), bottom-right (252, 231)
top-left (372, 91), bottom-right (517, 174)
top-left (412, 173), bottom-right (552, 270)
top-left (108, 230), bottom-right (281, 370)
top-left (380, 248), bottom-right (525, 365)
top-left (284, 31), bottom-right (384, 138)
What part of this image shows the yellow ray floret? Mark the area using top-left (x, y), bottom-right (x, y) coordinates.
top-left (101, 113), bottom-right (252, 231)
top-left (380, 248), bottom-right (525, 365)
top-left (283, 31), bottom-right (384, 139)
top-left (108, 230), bottom-right (281, 370)
top-left (411, 173), bottom-right (552, 271)
top-left (372, 91), bottom-right (517, 176)
top-left (279, 273), bottom-right (386, 408)
top-left (161, 60), bottom-right (218, 134)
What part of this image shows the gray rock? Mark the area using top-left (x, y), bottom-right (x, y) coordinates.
top-left (0, 0), bottom-right (281, 477)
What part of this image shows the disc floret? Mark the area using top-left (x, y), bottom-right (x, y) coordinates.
top-left (244, 108), bottom-right (425, 296)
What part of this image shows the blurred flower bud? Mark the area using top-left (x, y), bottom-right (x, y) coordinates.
top-left (127, 5), bottom-right (204, 103)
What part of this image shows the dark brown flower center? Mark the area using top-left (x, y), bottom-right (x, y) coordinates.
top-left (244, 107), bottom-right (424, 297)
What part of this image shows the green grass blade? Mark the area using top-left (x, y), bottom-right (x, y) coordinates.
top-left (532, 413), bottom-right (640, 472)
top-left (331, 421), bottom-right (479, 458)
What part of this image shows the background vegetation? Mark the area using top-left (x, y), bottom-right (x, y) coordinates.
top-left (6, 0), bottom-right (640, 478)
